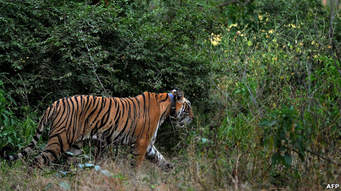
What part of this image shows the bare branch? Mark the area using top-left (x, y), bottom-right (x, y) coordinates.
top-left (85, 44), bottom-right (108, 96)
top-left (328, 0), bottom-right (339, 52)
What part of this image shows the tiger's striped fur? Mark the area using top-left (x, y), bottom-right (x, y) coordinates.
top-left (6, 90), bottom-right (193, 170)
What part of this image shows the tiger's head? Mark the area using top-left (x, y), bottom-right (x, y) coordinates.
top-left (169, 89), bottom-right (193, 128)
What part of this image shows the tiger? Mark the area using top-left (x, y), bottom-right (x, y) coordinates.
top-left (5, 89), bottom-right (193, 171)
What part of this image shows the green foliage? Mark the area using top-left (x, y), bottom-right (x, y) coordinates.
top-left (189, 0), bottom-right (340, 189)
top-left (261, 106), bottom-right (307, 167)
top-left (0, 0), bottom-right (212, 111)
top-left (0, 81), bottom-right (36, 152)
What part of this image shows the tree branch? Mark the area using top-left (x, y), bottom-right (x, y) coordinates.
top-left (85, 44), bottom-right (108, 96)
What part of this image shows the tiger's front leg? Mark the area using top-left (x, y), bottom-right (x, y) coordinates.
top-left (145, 145), bottom-right (173, 171)
top-left (133, 138), bottom-right (150, 168)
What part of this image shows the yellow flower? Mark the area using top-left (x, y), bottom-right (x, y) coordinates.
top-left (299, 42), bottom-right (304, 46)
top-left (268, 29), bottom-right (274, 34)
top-left (258, 15), bottom-right (263, 21)
top-left (210, 33), bottom-right (221, 46)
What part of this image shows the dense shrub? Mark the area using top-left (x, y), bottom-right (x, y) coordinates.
top-left (0, 0), bottom-right (212, 112)
top-left (0, 81), bottom-right (36, 155)
top-left (189, 0), bottom-right (340, 189)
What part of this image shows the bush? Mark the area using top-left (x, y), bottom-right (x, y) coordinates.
top-left (188, 0), bottom-right (340, 189)
top-left (0, 0), bottom-right (212, 112)
top-left (0, 81), bottom-right (36, 154)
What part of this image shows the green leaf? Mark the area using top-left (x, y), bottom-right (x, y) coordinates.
top-left (271, 152), bottom-right (282, 165)
top-left (284, 154), bottom-right (292, 167)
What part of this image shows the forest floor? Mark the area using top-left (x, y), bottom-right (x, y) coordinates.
top-left (0, 150), bottom-right (214, 191)
top-left (1, 146), bottom-right (339, 191)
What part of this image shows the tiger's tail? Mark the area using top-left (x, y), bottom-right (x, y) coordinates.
top-left (4, 105), bottom-right (55, 161)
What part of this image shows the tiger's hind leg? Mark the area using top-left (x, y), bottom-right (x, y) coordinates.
top-left (33, 133), bottom-right (70, 168)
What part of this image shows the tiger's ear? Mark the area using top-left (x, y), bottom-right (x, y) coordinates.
top-left (172, 89), bottom-right (184, 101)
